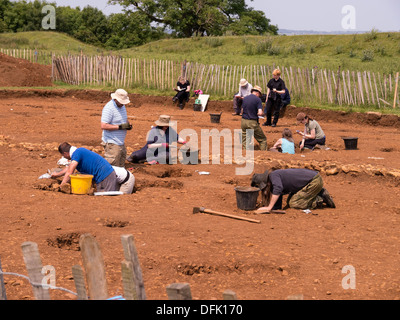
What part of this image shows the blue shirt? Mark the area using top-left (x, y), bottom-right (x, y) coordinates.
top-left (71, 148), bottom-right (114, 184)
top-left (241, 94), bottom-right (262, 120)
top-left (101, 100), bottom-right (128, 145)
top-left (281, 138), bottom-right (295, 154)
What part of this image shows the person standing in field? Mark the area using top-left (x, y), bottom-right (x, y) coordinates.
top-left (263, 69), bottom-right (286, 127)
top-left (101, 89), bottom-right (132, 167)
top-left (240, 85), bottom-right (267, 150)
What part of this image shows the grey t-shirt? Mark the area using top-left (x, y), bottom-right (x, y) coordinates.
top-left (269, 169), bottom-right (318, 195)
top-left (306, 120), bottom-right (325, 139)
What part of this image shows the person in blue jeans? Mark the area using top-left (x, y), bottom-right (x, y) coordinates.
top-left (52, 142), bottom-right (118, 192)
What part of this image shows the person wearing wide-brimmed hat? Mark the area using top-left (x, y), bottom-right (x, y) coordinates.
top-left (233, 78), bottom-right (253, 116)
top-left (240, 85), bottom-right (267, 150)
top-left (101, 88), bottom-right (132, 167)
top-left (126, 115), bottom-right (187, 164)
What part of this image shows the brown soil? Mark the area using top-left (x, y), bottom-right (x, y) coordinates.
top-left (1, 89), bottom-right (400, 301)
top-left (0, 53), bottom-right (52, 87)
top-left (0, 54), bottom-right (400, 300)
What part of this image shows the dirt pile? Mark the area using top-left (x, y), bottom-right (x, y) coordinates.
top-left (0, 53), bottom-right (52, 87)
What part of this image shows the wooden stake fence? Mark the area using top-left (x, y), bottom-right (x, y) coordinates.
top-left (1, 234), bottom-right (254, 300)
top-left (1, 48), bottom-right (399, 109)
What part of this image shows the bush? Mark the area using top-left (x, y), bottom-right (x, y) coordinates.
top-left (361, 50), bottom-right (374, 62)
top-left (205, 37), bottom-right (223, 48)
top-left (365, 28), bottom-right (378, 41)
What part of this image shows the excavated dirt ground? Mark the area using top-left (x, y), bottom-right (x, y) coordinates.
top-left (1, 88), bottom-right (400, 301)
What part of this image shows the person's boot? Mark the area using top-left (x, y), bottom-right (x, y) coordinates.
top-left (126, 154), bottom-right (138, 163)
top-left (319, 188), bottom-right (336, 208)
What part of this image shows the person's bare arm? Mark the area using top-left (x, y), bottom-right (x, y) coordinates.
top-left (60, 161), bottom-right (78, 186)
top-left (101, 122), bottom-right (119, 131)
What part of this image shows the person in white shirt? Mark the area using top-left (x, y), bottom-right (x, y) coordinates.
top-left (101, 89), bottom-right (132, 167)
top-left (233, 78), bottom-right (253, 116)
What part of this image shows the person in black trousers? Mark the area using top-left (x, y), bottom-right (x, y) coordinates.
top-left (172, 76), bottom-right (191, 109)
top-left (263, 69), bottom-right (286, 127)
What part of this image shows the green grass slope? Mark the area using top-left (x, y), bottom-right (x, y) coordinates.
top-left (120, 32), bottom-right (400, 74)
top-left (0, 31), bottom-right (103, 56)
top-left (1, 31), bottom-right (399, 74)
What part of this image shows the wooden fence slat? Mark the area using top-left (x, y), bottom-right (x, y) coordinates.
top-left (120, 234), bottom-right (146, 300)
top-left (71, 265), bottom-right (88, 300)
top-left (394, 72), bottom-right (399, 109)
top-left (121, 260), bottom-right (137, 300)
top-left (21, 242), bottom-right (50, 300)
top-left (79, 234), bottom-right (108, 300)
top-left (223, 289), bottom-right (237, 300)
top-left (166, 283), bottom-right (192, 300)
top-left (0, 257), bottom-right (7, 300)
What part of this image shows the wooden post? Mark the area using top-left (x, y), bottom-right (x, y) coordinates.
top-left (79, 234), bottom-right (108, 300)
top-left (120, 235), bottom-right (146, 300)
top-left (223, 289), bottom-right (237, 300)
top-left (394, 72), bottom-right (399, 109)
top-left (21, 242), bottom-right (50, 300)
top-left (0, 257), bottom-right (7, 300)
top-left (166, 283), bottom-right (192, 300)
top-left (71, 265), bottom-right (88, 300)
top-left (121, 260), bottom-right (136, 300)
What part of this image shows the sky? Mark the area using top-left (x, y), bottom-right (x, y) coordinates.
top-left (43, 0), bottom-right (400, 32)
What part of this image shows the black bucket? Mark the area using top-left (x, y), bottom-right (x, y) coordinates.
top-left (210, 112), bottom-right (222, 123)
top-left (193, 103), bottom-right (202, 111)
top-left (234, 186), bottom-right (260, 211)
top-left (342, 137), bottom-right (358, 150)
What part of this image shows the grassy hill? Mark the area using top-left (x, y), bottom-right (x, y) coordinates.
top-left (1, 31), bottom-right (399, 74)
top-left (0, 31), bottom-right (103, 56)
top-left (121, 32), bottom-right (400, 75)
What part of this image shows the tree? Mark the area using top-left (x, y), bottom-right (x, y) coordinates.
top-left (109, 0), bottom-right (278, 37)
top-left (106, 12), bottom-right (161, 49)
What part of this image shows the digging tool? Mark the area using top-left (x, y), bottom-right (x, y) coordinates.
top-left (255, 208), bottom-right (286, 214)
top-left (193, 207), bottom-right (261, 224)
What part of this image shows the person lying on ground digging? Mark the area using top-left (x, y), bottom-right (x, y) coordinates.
top-left (52, 142), bottom-right (119, 192)
top-left (126, 115), bottom-right (187, 165)
top-left (253, 168), bottom-right (335, 213)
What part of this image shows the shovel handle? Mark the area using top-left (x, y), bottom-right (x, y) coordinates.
top-left (203, 209), bottom-right (261, 224)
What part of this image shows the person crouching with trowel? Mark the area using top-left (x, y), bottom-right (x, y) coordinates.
top-left (255, 168), bottom-right (335, 213)
top-left (51, 142), bottom-right (119, 192)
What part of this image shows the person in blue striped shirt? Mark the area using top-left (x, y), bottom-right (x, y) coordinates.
top-left (101, 89), bottom-right (132, 167)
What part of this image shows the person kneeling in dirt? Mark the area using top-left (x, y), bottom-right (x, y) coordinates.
top-left (113, 166), bottom-right (135, 194)
top-left (295, 112), bottom-right (326, 151)
top-left (269, 128), bottom-right (295, 154)
top-left (126, 115), bottom-right (187, 165)
top-left (52, 142), bottom-right (119, 192)
top-left (256, 168), bottom-right (335, 212)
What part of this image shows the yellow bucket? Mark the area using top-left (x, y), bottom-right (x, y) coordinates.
top-left (70, 174), bottom-right (93, 195)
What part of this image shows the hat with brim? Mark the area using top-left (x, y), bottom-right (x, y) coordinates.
top-left (155, 115), bottom-right (172, 127)
top-left (251, 85), bottom-right (263, 95)
top-left (111, 89), bottom-right (130, 105)
top-left (239, 78), bottom-right (248, 86)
